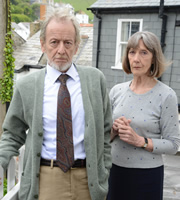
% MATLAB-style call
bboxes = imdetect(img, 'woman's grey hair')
[122,31,171,78]
[40,6,81,45]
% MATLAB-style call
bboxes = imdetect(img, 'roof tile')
[90,0,180,8]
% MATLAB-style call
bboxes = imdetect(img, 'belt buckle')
[71,165,77,169]
[71,167,77,169]
[71,161,77,169]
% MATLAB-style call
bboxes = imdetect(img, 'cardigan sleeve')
[101,74,112,171]
[0,85,28,169]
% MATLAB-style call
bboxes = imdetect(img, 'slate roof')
[12,22,22,30]
[13,31,42,70]
[90,0,180,8]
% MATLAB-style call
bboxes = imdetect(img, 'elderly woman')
[107,31,180,200]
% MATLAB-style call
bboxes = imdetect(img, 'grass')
[54,0,96,22]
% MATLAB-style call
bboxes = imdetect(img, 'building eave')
[87,6,180,15]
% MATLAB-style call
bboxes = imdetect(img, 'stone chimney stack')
[30,21,40,37]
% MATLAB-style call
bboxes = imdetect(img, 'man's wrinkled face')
[41,19,78,72]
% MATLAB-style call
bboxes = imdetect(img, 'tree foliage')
[12,14,31,23]
[11,0,40,23]
[11,0,29,6]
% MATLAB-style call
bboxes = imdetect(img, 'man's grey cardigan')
[0,65,112,200]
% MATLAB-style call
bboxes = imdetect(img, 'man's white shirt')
[41,63,86,160]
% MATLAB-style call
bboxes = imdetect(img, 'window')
[112,19,143,69]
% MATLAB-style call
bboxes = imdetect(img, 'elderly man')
[0,7,112,200]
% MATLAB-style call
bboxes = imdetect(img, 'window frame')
[111,19,143,70]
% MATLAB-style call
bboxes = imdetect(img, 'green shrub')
[3,178,7,196]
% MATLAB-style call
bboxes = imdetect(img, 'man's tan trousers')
[39,166,91,200]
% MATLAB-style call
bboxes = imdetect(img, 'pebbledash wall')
[88,0,180,110]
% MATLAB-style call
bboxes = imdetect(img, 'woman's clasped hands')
[112,116,144,147]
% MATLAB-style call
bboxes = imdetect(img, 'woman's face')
[128,39,153,77]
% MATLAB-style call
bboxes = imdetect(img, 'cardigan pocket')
[18,175,31,200]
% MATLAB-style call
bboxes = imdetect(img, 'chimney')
[40,4,46,20]
[30,22,40,37]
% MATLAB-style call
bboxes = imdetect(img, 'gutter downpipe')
[92,9,102,69]
[158,0,167,81]
[159,0,167,52]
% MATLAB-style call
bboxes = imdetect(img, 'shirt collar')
[46,63,78,84]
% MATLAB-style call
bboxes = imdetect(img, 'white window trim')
[111,19,143,70]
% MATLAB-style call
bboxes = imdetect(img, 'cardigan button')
[37,153,41,157]
[36,173,40,178]
[34,194,38,199]
[38,132,43,137]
